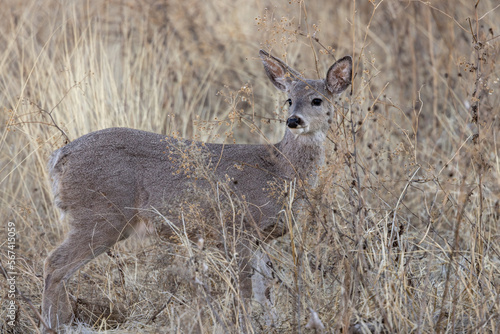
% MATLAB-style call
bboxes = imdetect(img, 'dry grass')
[1,0,499,333]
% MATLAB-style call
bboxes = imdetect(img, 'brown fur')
[42,50,352,332]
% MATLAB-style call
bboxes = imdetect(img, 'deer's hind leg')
[42,214,136,332]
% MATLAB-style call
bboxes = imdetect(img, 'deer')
[41,50,352,332]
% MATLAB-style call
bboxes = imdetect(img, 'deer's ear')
[326,56,352,94]
[260,50,301,92]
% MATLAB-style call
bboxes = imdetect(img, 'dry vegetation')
[1,0,500,333]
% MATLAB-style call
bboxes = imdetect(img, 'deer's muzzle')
[287,116,302,129]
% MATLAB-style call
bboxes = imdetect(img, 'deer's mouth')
[289,125,308,135]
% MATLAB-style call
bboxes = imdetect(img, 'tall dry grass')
[1,0,499,333]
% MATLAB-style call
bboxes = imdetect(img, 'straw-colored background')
[1,0,499,333]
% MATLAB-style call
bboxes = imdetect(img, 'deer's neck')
[277,130,326,185]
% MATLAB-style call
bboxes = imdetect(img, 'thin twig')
[0,260,55,333]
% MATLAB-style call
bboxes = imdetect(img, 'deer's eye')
[286,99,292,106]
[312,98,322,106]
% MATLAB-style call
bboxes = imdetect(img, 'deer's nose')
[287,116,302,128]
